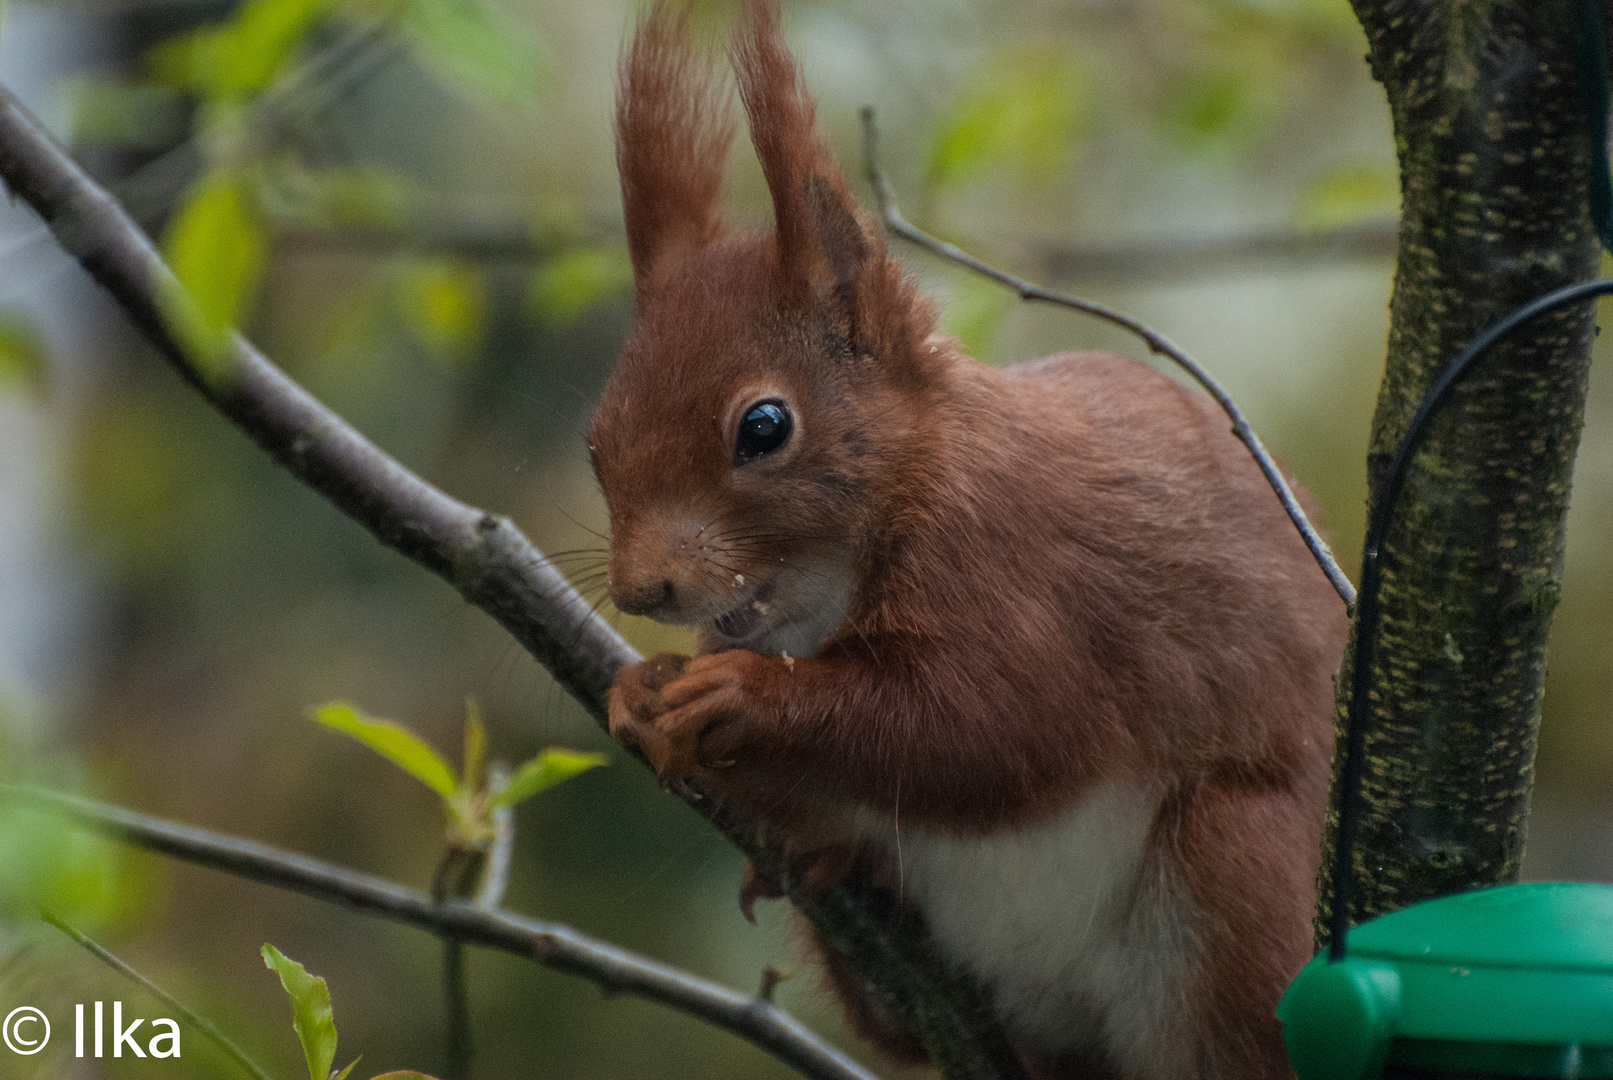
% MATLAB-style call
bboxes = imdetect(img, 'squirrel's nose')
[612,576,675,617]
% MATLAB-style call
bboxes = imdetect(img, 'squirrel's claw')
[740,860,784,924]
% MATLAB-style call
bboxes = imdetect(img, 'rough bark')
[1316,0,1602,945]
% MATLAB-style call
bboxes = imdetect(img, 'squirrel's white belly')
[858,782,1192,1077]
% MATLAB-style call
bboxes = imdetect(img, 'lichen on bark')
[1316,0,1602,946]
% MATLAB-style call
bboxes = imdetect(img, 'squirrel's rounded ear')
[616,4,735,295]
[733,1,884,323]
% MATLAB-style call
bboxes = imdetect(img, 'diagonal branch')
[0,84,1024,1080]
[859,107,1357,609]
[7,785,877,1080]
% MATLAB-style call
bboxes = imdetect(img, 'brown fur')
[593,5,1346,1077]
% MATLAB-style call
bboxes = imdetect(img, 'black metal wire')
[1327,276,1613,960]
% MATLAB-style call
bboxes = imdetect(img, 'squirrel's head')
[590,0,936,655]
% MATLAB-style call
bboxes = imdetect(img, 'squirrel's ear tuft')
[616,3,735,295]
[732,1,883,326]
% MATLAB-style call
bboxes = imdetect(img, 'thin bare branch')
[274,217,1396,282]
[442,935,471,1080]
[43,912,275,1080]
[859,107,1357,609]
[9,786,880,1080]
[476,765,516,911]
[0,84,1024,1079]
[1035,219,1396,285]
[277,220,554,263]
[431,845,481,1080]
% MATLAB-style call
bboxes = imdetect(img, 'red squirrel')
[592,4,1347,1077]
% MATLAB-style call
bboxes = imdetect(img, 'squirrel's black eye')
[735,400,792,465]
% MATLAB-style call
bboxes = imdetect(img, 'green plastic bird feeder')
[1279,882,1613,1080]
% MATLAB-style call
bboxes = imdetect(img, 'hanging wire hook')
[1327,275,1613,959]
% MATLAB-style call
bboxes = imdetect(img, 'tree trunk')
[1316,0,1603,946]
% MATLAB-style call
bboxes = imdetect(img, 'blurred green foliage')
[927,47,1088,189]
[67,78,187,150]
[938,272,1013,366]
[70,0,547,376]
[396,259,486,362]
[0,708,138,931]
[0,809,131,930]
[147,0,329,102]
[527,246,633,327]
[259,163,415,229]
[0,310,45,394]
[397,0,542,105]
[1293,164,1400,230]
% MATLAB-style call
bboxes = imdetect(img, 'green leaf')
[311,703,457,799]
[397,260,486,363]
[160,168,266,374]
[526,247,633,325]
[462,699,486,793]
[399,0,541,105]
[331,1057,360,1080]
[0,310,46,394]
[149,0,329,101]
[927,49,1087,189]
[491,748,606,808]
[369,1073,441,1079]
[261,944,337,1080]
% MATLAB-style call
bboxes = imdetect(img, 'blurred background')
[0,0,1608,1076]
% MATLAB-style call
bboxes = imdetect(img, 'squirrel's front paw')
[608,652,689,765]
[608,650,772,790]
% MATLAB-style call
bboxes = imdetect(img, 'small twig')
[439,767,512,1080]
[757,967,792,1004]
[859,107,1357,609]
[476,765,516,912]
[41,912,275,1080]
[430,847,481,1080]
[277,220,554,263]
[432,764,515,1080]
[442,936,471,1080]
[7,786,881,1080]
